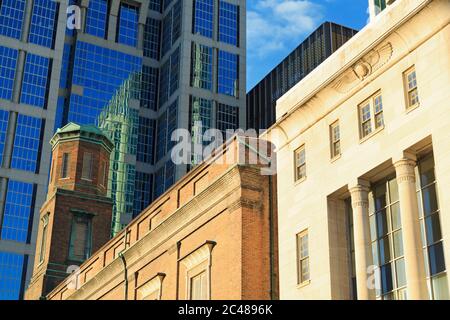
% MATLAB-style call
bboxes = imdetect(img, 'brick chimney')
[25,123,114,300]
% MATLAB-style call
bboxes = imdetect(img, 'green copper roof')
[51,122,114,151]
[56,122,106,136]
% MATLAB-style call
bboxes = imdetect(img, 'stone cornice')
[54,165,259,300]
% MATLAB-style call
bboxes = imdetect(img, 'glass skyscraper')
[0,0,245,299]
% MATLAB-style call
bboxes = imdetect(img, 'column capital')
[349,183,370,208]
[394,158,417,184]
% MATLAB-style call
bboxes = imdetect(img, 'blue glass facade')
[11,115,43,173]
[218,50,239,97]
[28,0,58,48]
[133,171,152,218]
[117,3,139,47]
[191,43,213,90]
[0,110,9,166]
[193,0,214,38]
[0,0,26,40]
[1,180,35,243]
[0,252,26,300]
[137,117,155,164]
[141,65,159,110]
[68,42,142,124]
[85,0,108,38]
[0,46,18,100]
[218,1,239,46]
[143,18,161,60]
[20,53,50,108]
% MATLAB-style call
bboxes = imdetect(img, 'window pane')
[20,53,50,108]
[85,0,108,38]
[117,3,138,47]
[378,236,391,265]
[1,180,34,243]
[422,184,439,216]
[0,46,19,100]
[376,210,388,238]
[390,202,401,230]
[419,156,435,187]
[393,230,403,258]
[191,43,213,91]
[425,213,442,245]
[218,50,239,97]
[0,110,9,166]
[193,0,214,38]
[82,153,93,179]
[11,114,43,172]
[0,251,25,300]
[380,263,393,294]
[28,0,58,48]
[428,242,446,276]
[218,1,239,46]
[432,273,449,300]
[0,0,26,40]
[395,258,406,288]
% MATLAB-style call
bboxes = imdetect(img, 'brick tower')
[25,123,114,300]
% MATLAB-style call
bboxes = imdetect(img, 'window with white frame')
[359,93,384,139]
[330,121,341,158]
[190,270,208,300]
[297,230,309,285]
[404,67,419,109]
[294,146,306,181]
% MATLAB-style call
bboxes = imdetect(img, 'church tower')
[25,123,114,300]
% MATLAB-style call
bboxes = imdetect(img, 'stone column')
[349,182,375,300]
[394,157,428,299]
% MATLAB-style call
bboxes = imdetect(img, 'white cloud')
[247,0,324,58]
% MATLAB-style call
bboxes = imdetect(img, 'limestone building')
[263,0,450,300]
[41,135,278,300]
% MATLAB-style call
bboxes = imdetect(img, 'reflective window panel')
[0,46,18,100]
[20,53,50,108]
[85,0,108,38]
[191,43,213,91]
[133,171,152,218]
[11,114,43,173]
[0,109,9,165]
[137,116,154,164]
[218,50,239,97]
[0,0,26,40]
[1,180,35,243]
[218,1,239,46]
[0,251,25,300]
[193,0,214,38]
[117,3,139,47]
[28,0,58,48]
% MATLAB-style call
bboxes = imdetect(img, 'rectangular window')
[143,18,161,60]
[416,154,448,300]
[0,0,26,40]
[218,1,239,46]
[39,214,49,263]
[369,176,406,299]
[1,180,35,243]
[137,117,155,164]
[69,215,92,261]
[117,3,139,47]
[297,230,310,285]
[0,109,9,166]
[191,43,213,91]
[61,153,69,178]
[404,67,419,109]
[359,92,384,139]
[216,103,239,140]
[190,270,207,300]
[28,0,58,48]
[20,53,51,108]
[11,114,43,173]
[81,152,93,180]
[193,0,214,38]
[133,171,152,218]
[190,96,212,147]
[330,121,341,158]
[85,0,108,38]
[0,46,19,100]
[294,146,306,181]
[217,50,239,97]
[0,251,26,300]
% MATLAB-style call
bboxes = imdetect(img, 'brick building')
[25,123,114,300]
[39,135,277,300]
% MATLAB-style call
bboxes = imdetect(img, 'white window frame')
[403,66,419,110]
[330,121,341,159]
[294,145,306,182]
[359,92,384,140]
[297,229,310,285]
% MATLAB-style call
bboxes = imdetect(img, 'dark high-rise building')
[0,0,246,299]
[246,22,357,132]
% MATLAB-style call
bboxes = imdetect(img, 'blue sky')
[246,0,369,91]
